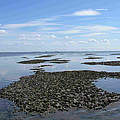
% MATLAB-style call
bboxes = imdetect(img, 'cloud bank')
[72,9,101,16]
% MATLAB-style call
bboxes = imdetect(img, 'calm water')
[0,51,120,120]
[95,78,120,93]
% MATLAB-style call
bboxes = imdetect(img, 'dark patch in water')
[82,61,120,66]
[35,55,55,58]
[84,57,102,59]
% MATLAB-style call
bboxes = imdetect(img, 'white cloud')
[72,9,101,16]
[19,32,42,40]
[58,29,83,34]
[19,34,26,40]
[88,39,97,42]
[35,33,41,37]
[41,27,59,31]
[65,36,69,39]
[56,25,118,35]
[78,41,88,44]
[69,40,88,45]
[96,9,108,11]
[2,19,61,29]
[19,32,58,41]
[50,34,56,39]
[88,38,110,44]
[75,25,118,32]
[101,39,110,43]
[88,25,118,31]
[112,31,120,33]
[0,30,6,34]
[69,41,76,44]
[39,16,61,22]
[83,32,106,37]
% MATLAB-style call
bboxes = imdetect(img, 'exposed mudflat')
[82,61,120,66]
[84,57,103,59]
[18,58,70,64]
[0,70,120,116]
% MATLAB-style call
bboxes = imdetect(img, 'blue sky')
[0,0,120,51]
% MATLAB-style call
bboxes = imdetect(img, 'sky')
[0,0,120,52]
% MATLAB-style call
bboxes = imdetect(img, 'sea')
[0,51,120,120]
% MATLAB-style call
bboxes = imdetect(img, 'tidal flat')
[35,54,55,58]
[84,53,95,56]
[0,70,120,116]
[84,57,103,59]
[83,61,120,66]
[1,51,120,119]
[21,57,29,59]
[18,58,70,64]
[110,53,120,55]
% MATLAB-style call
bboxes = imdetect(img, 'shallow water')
[95,78,120,93]
[1,51,120,119]
[0,51,120,87]
[41,102,120,120]
[1,98,120,120]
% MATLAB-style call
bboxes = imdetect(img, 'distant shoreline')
[1,50,120,53]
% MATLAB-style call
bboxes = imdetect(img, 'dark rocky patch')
[30,65,52,72]
[110,53,120,55]
[84,57,102,59]
[18,59,48,64]
[85,53,94,55]
[35,55,55,58]
[0,71,120,115]
[17,58,69,64]
[30,68,45,72]
[82,61,120,66]
[50,60,69,64]
[39,65,53,67]
[21,57,29,59]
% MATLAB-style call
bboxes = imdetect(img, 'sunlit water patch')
[95,78,120,93]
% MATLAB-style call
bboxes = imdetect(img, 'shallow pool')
[95,77,120,93]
